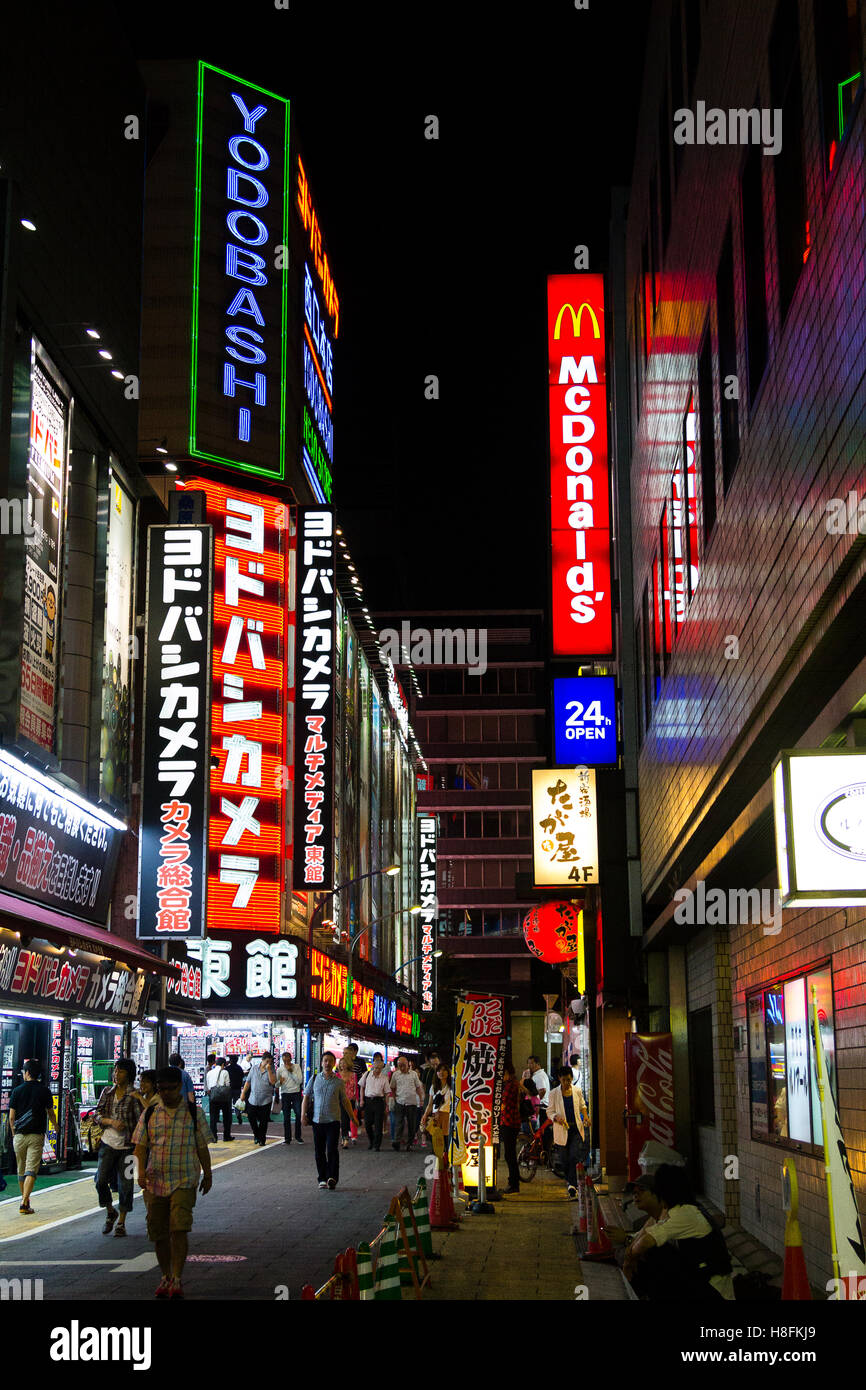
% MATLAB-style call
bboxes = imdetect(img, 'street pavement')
[0,1125,429,1301]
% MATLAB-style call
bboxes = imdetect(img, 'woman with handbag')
[206,1055,234,1142]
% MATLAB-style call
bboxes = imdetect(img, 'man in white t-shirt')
[526,1056,552,1156]
[276,1052,305,1144]
[625,1164,735,1300]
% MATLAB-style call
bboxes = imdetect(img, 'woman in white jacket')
[547,1066,590,1197]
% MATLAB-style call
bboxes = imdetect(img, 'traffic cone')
[357,1242,375,1300]
[374,1218,401,1300]
[782,1208,812,1299]
[342,1246,359,1300]
[300,1284,316,1300]
[413,1187,434,1258]
[575,1162,587,1234]
[429,1154,456,1228]
[583,1178,614,1261]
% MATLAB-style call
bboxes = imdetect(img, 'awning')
[0,892,180,979]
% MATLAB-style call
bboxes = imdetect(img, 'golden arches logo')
[553,301,601,341]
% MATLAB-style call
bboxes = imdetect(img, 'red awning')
[0,892,180,979]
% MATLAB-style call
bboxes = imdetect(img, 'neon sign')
[296,155,339,335]
[294,509,336,889]
[547,274,612,657]
[190,63,290,481]
[311,947,420,1037]
[418,816,437,1013]
[188,478,291,931]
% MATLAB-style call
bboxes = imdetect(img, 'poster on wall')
[100,471,135,804]
[18,351,67,752]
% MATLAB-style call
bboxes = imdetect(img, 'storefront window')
[747,964,836,1152]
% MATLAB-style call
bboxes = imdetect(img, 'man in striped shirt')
[132,1065,213,1299]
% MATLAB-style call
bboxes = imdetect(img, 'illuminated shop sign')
[100,472,135,805]
[19,350,68,752]
[0,935,150,1022]
[531,768,598,887]
[190,62,290,481]
[296,155,339,335]
[302,405,332,504]
[0,748,124,927]
[382,655,409,748]
[774,749,866,905]
[553,676,616,765]
[138,526,213,940]
[310,947,419,1037]
[547,275,612,657]
[294,509,336,889]
[189,479,292,932]
[174,933,298,1005]
[418,816,437,1013]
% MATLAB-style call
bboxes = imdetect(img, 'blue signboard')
[553,676,617,765]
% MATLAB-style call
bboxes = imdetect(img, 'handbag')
[208,1068,231,1103]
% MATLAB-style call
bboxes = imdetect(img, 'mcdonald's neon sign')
[547,274,613,658]
[553,301,601,341]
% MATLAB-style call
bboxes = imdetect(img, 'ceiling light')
[339,540,346,548]
[111,370,123,380]
[20,218,36,231]
[165,462,178,472]
[155,444,168,455]
[98,349,112,360]
[348,564,355,572]
[86,328,101,340]
[335,527,342,536]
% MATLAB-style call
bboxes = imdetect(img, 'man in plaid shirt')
[132,1065,213,1299]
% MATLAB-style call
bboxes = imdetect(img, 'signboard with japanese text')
[18,351,67,752]
[309,946,419,1039]
[138,525,213,939]
[418,815,437,1013]
[294,508,336,889]
[0,931,151,1022]
[176,933,299,1008]
[531,768,599,887]
[188,479,292,932]
[453,995,505,1181]
[0,749,123,926]
[190,63,291,482]
[553,676,616,766]
[547,274,612,657]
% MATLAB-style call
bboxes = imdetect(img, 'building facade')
[620,0,866,1280]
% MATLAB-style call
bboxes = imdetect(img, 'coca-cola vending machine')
[624,1033,675,1180]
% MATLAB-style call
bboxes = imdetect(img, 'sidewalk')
[425,1166,630,1301]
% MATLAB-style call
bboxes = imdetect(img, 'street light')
[307,865,401,955]
[392,949,443,979]
[347,905,422,957]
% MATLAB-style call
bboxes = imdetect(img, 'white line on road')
[0,1140,283,1245]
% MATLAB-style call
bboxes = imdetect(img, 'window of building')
[769,0,808,327]
[517,765,532,790]
[697,332,717,540]
[716,223,740,491]
[816,0,863,174]
[746,963,835,1150]
[499,763,518,790]
[689,1007,716,1126]
[465,811,482,838]
[741,140,769,406]
[482,811,500,837]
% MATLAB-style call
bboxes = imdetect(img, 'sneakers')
[114,1223,127,1237]
[327,1177,337,1190]
[155,1276,172,1298]
[341,1140,348,1150]
[295,1137,304,1143]
[318,1180,327,1189]
[102,1210,118,1234]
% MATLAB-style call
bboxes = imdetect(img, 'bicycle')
[516,1116,554,1183]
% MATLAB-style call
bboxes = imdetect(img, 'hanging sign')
[531,768,599,886]
[294,508,336,889]
[418,815,437,1013]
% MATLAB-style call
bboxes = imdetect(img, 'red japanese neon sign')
[188,478,292,932]
[547,274,612,657]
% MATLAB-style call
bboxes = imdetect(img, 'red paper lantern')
[522,901,582,964]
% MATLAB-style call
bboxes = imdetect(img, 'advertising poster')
[100,471,135,804]
[623,1032,675,1181]
[453,995,505,1181]
[748,992,768,1135]
[531,768,599,887]
[19,353,67,752]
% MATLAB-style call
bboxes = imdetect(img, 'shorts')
[143,1185,197,1240]
[13,1131,44,1178]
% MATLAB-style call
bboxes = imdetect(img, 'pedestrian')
[168,1053,196,1102]
[359,1053,388,1150]
[499,1060,521,1194]
[519,1076,540,1135]
[419,1050,441,1099]
[8,1058,56,1215]
[525,1055,552,1155]
[206,1055,233,1142]
[419,1064,452,1135]
[138,1071,159,1109]
[569,1052,583,1089]
[241,1051,277,1146]
[547,1066,591,1198]
[93,1058,143,1237]
[389,1055,424,1151]
[276,1051,304,1144]
[302,1051,358,1189]
[225,1055,245,1126]
[337,1056,359,1148]
[344,1042,368,1090]
[132,1065,213,1299]
[624,1164,735,1301]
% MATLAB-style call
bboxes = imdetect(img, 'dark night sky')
[115,0,650,612]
